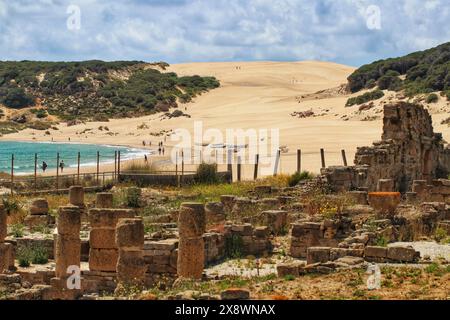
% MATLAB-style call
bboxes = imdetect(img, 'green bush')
[426,93,439,103]
[346,89,385,107]
[125,187,142,208]
[288,171,314,187]
[194,163,220,184]
[16,245,48,266]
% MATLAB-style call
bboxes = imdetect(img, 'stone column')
[96,192,114,208]
[88,209,134,272]
[177,203,205,279]
[55,206,81,279]
[115,218,145,289]
[69,186,85,207]
[0,204,14,273]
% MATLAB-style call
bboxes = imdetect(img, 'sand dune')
[2,61,449,177]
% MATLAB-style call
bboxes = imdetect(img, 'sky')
[0,0,449,67]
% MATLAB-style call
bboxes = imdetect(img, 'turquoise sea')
[0,141,148,174]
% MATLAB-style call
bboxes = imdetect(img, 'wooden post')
[175,151,179,188]
[273,149,281,176]
[297,149,302,173]
[181,150,185,184]
[320,148,326,169]
[237,156,242,182]
[117,151,121,178]
[114,151,117,182]
[96,151,100,185]
[215,149,218,164]
[77,152,81,184]
[34,153,37,193]
[227,149,232,174]
[56,152,60,191]
[254,154,259,180]
[10,154,14,195]
[341,149,348,166]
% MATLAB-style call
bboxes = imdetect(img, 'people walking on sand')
[162,147,165,156]
[142,141,146,146]
[158,147,161,155]
[42,161,48,172]
[144,154,148,163]
[59,160,65,173]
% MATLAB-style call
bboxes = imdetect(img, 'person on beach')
[59,160,65,173]
[162,147,165,156]
[142,141,146,146]
[144,155,148,163]
[42,161,48,172]
[158,147,161,155]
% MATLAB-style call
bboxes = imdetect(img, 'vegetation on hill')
[0,60,220,121]
[346,89,385,107]
[347,42,450,98]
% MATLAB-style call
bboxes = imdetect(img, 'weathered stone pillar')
[69,186,85,207]
[55,206,81,278]
[0,204,14,273]
[25,199,55,228]
[115,218,145,289]
[412,180,428,200]
[177,203,205,279]
[96,192,114,208]
[0,204,6,242]
[88,209,134,272]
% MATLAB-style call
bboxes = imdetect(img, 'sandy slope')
[1,61,449,177]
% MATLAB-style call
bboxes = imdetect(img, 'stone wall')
[323,103,450,193]
[224,223,272,257]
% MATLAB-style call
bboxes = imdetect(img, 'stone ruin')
[0,204,14,273]
[323,102,450,192]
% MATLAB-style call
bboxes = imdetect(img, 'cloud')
[0,0,448,66]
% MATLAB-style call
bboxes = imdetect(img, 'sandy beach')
[2,61,449,178]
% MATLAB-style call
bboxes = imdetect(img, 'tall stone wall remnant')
[323,102,450,192]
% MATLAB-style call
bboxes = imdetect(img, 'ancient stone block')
[116,250,146,285]
[205,202,225,223]
[387,245,418,262]
[24,214,55,229]
[88,209,134,228]
[220,288,250,300]
[96,193,114,208]
[0,243,14,272]
[377,179,395,192]
[261,210,288,235]
[0,205,6,242]
[57,206,81,237]
[115,218,144,249]
[307,247,331,265]
[30,199,49,215]
[143,238,179,251]
[254,226,269,238]
[254,185,272,195]
[89,228,116,249]
[69,186,85,206]
[364,246,387,259]
[348,191,368,205]
[277,262,305,277]
[177,237,204,279]
[89,249,119,272]
[178,203,206,238]
[220,195,236,212]
[55,236,81,278]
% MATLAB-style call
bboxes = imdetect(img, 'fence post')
[117,151,121,179]
[320,148,326,169]
[297,149,302,173]
[56,152,60,191]
[227,149,232,175]
[176,151,180,188]
[114,151,117,182]
[34,153,37,193]
[181,150,185,185]
[96,151,100,185]
[254,154,259,180]
[10,154,14,195]
[237,156,242,182]
[77,152,81,184]
[273,149,281,176]
[341,149,348,166]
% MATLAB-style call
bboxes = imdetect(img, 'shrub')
[10,224,25,238]
[425,93,439,103]
[288,171,314,187]
[125,187,142,208]
[375,235,389,247]
[194,163,220,184]
[346,89,385,107]
[16,246,32,267]
[30,245,49,264]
